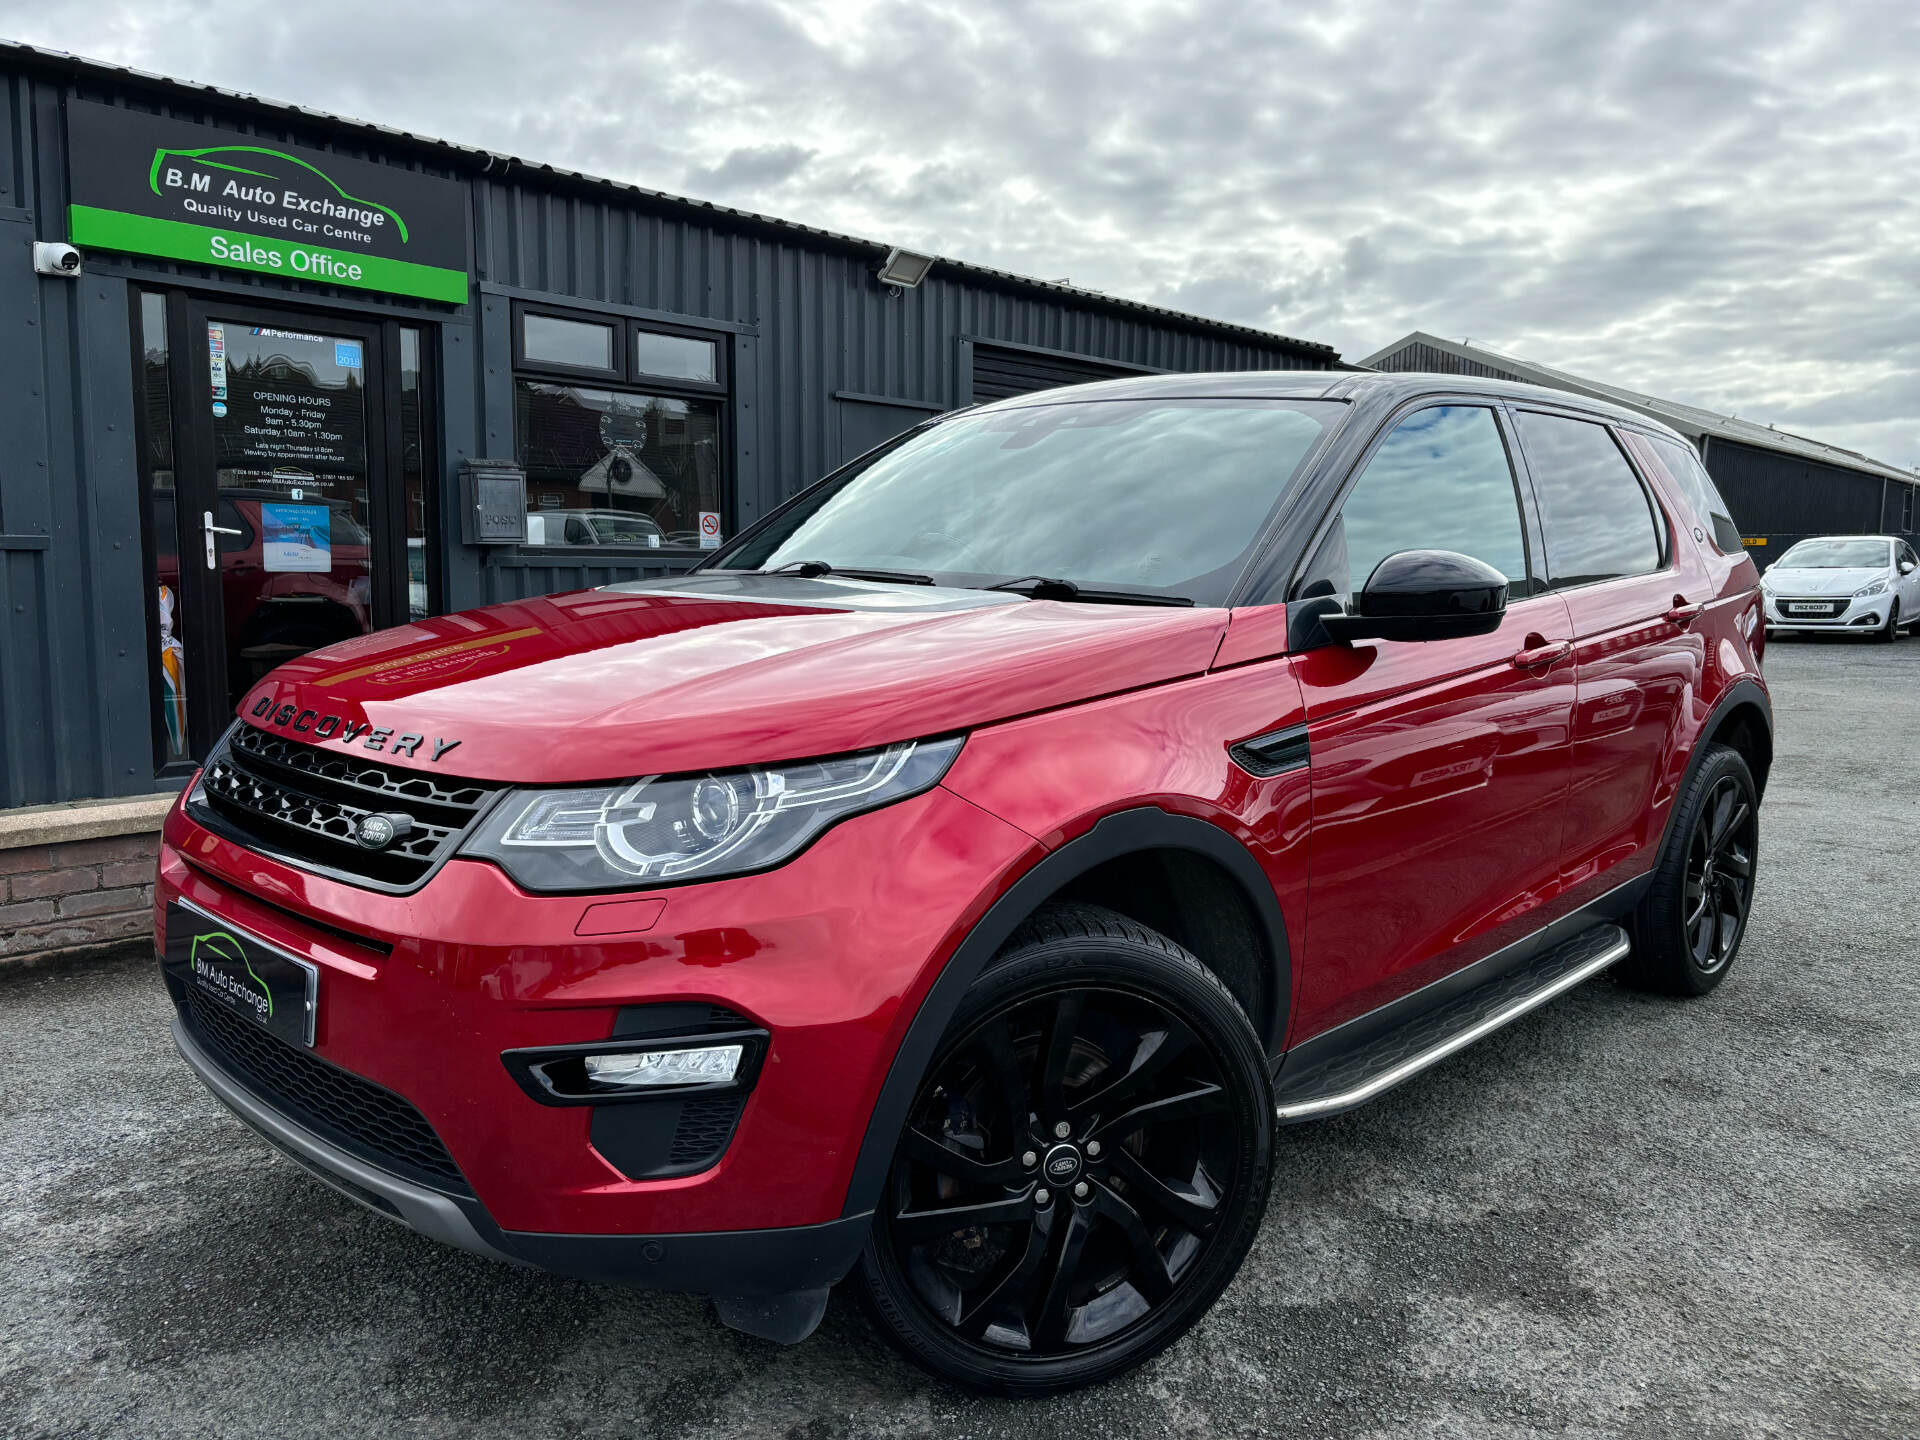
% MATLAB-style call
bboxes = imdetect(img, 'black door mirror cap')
[1322,549,1510,645]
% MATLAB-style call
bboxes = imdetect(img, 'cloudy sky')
[9,0,1917,465]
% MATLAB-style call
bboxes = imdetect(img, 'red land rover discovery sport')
[157,371,1770,1394]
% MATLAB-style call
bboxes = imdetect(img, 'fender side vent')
[1229,726,1310,777]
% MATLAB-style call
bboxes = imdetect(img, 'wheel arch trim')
[1661,676,1772,862]
[839,805,1292,1220]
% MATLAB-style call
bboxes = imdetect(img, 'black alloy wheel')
[1621,741,1760,996]
[1682,772,1757,974]
[857,904,1273,1393]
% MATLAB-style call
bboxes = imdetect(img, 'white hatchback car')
[1761,535,1920,640]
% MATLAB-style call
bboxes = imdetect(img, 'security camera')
[33,242,82,277]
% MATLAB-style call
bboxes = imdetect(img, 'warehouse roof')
[1358,331,1918,486]
[5,41,1337,358]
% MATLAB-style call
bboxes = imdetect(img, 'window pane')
[721,399,1336,605]
[1327,406,1528,604]
[523,313,614,371]
[516,380,721,549]
[1646,433,1742,554]
[1515,412,1662,587]
[634,330,716,382]
[139,292,189,765]
[400,327,432,620]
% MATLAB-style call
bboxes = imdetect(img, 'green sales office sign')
[66,100,469,304]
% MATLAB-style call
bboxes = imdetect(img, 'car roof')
[967,369,1694,446]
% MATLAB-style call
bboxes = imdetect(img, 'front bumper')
[156,775,1040,1244]
[1763,591,1888,629]
[173,1010,872,1296]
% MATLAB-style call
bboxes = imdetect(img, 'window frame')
[512,301,732,557]
[513,301,730,394]
[513,305,620,381]
[128,286,199,779]
[630,318,725,391]
[1285,398,1543,607]
[1504,404,1675,593]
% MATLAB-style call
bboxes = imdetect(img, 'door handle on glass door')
[1665,597,1705,626]
[1510,636,1572,669]
[203,509,243,568]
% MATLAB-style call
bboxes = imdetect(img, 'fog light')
[584,1044,743,1088]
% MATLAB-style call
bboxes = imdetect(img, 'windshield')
[713,398,1339,605]
[1777,538,1889,568]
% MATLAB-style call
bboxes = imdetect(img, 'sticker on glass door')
[207,322,228,399]
[261,502,333,573]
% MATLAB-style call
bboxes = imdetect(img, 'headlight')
[460,736,964,891]
[1854,578,1890,597]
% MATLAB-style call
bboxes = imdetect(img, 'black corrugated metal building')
[1360,333,1920,571]
[0,44,1337,810]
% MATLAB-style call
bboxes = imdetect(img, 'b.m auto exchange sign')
[65,99,469,303]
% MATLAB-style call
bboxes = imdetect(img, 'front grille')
[184,986,470,1194]
[1774,597,1847,618]
[190,724,502,892]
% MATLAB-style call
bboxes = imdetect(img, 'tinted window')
[1646,433,1742,554]
[634,330,717,383]
[516,380,722,550]
[523,314,614,371]
[1317,405,1529,605]
[1514,412,1663,587]
[720,399,1336,605]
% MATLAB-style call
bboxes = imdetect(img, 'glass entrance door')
[173,302,399,744]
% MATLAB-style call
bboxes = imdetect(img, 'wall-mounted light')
[876,247,936,292]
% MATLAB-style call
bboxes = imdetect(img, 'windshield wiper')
[986,575,1195,607]
[765,560,935,585]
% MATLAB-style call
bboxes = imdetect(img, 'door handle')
[1665,597,1705,626]
[1510,638,1572,669]
[203,509,243,569]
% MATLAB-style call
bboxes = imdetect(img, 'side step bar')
[1274,923,1631,1122]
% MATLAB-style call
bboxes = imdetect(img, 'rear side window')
[1312,405,1532,604]
[1514,412,1664,588]
[1645,434,1743,554]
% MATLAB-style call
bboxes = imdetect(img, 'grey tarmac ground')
[2,634,1916,1440]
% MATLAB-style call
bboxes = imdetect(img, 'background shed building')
[0,43,1337,817]
[1360,332,1919,571]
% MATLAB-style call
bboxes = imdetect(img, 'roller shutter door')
[970,344,1150,402]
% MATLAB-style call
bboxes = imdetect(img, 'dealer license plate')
[167,900,317,1047]
[1786,603,1829,614]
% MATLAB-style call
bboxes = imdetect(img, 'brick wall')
[1,832,158,964]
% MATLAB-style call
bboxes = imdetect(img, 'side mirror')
[1321,550,1509,644]
[1900,560,1915,575]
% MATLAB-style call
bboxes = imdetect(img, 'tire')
[1874,600,1900,642]
[855,902,1275,1395]
[1619,743,1759,996]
